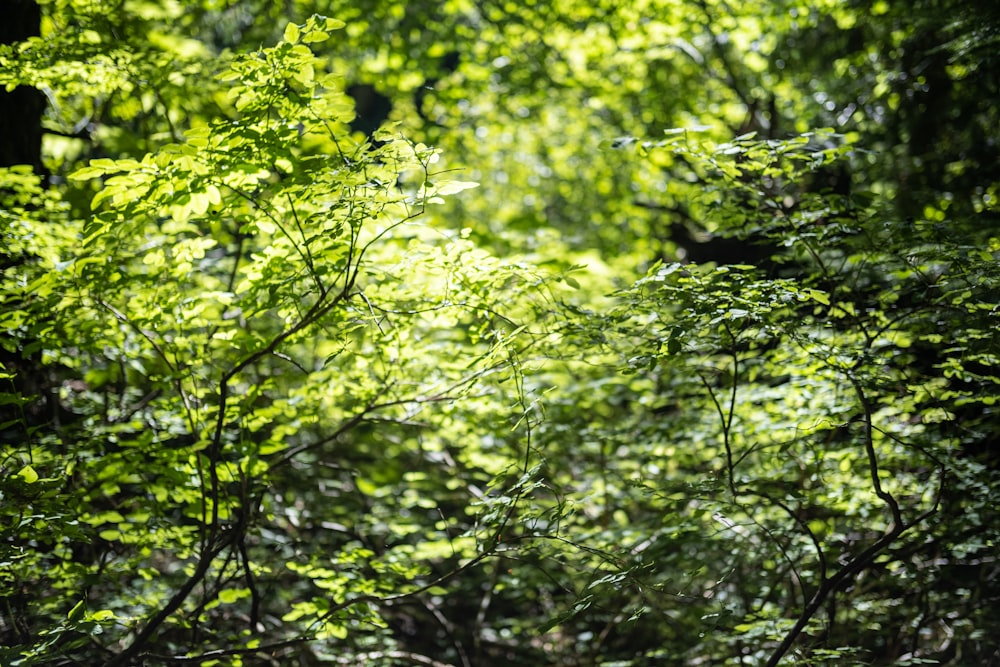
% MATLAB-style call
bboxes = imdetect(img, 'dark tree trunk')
[0,0,45,174]
[0,0,64,447]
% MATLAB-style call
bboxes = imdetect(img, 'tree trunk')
[0,0,45,174]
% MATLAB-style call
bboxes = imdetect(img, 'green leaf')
[67,600,86,622]
[432,180,479,196]
[302,30,329,44]
[806,288,830,306]
[69,165,108,180]
[87,610,115,622]
[218,588,249,604]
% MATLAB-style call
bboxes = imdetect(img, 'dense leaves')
[2,1,998,666]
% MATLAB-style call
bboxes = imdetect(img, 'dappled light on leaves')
[1,2,998,666]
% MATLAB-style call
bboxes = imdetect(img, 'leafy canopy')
[1,1,998,666]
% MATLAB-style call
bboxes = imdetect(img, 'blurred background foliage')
[2,0,999,665]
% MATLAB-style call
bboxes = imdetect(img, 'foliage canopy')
[2,1,998,666]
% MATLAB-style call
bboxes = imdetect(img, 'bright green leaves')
[67,26,410,345]
[14,464,39,484]
[281,16,346,47]
[632,129,859,242]
[419,178,479,203]
[224,16,352,126]
[282,21,301,44]
[6,1,999,666]
[9,12,549,664]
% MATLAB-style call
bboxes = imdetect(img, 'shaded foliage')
[1,1,998,666]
